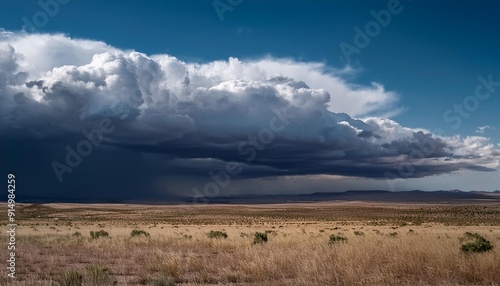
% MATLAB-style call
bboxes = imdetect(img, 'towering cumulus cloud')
[0,30,498,200]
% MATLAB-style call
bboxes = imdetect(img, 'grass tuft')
[85,264,116,285]
[131,229,150,237]
[354,231,364,236]
[253,232,268,244]
[329,234,348,244]
[90,230,109,239]
[207,230,228,239]
[58,270,83,286]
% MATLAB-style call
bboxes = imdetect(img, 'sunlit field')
[2,202,500,285]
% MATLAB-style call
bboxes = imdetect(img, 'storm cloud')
[0,31,498,200]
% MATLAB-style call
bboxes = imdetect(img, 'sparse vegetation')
[354,230,364,236]
[329,234,348,244]
[207,230,228,239]
[461,232,493,253]
[265,229,277,235]
[253,232,268,244]
[58,270,83,286]
[86,264,115,285]
[130,229,150,237]
[5,203,500,285]
[90,230,109,239]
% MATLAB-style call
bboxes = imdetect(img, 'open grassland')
[1,202,500,285]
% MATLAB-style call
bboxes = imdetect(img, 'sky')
[0,0,499,201]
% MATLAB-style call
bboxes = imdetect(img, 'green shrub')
[86,264,116,286]
[90,230,109,239]
[131,229,150,237]
[329,234,347,244]
[58,270,83,286]
[461,232,493,253]
[207,230,228,239]
[253,232,268,244]
[353,231,364,236]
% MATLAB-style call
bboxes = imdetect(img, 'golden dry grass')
[1,202,500,285]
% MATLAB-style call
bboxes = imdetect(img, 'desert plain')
[1,201,500,285]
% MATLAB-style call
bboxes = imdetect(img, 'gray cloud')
[0,31,498,200]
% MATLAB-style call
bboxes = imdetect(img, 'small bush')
[461,232,493,253]
[354,231,364,236]
[207,230,228,239]
[58,270,83,286]
[90,230,109,239]
[253,232,268,244]
[388,232,398,237]
[131,229,150,237]
[86,264,115,286]
[72,231,82,237]
[329,234,347,244]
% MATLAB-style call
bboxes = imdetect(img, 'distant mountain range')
[184,190,500,204]
[12,190,500,204]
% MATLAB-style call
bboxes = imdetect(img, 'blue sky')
[0,0,499,200]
